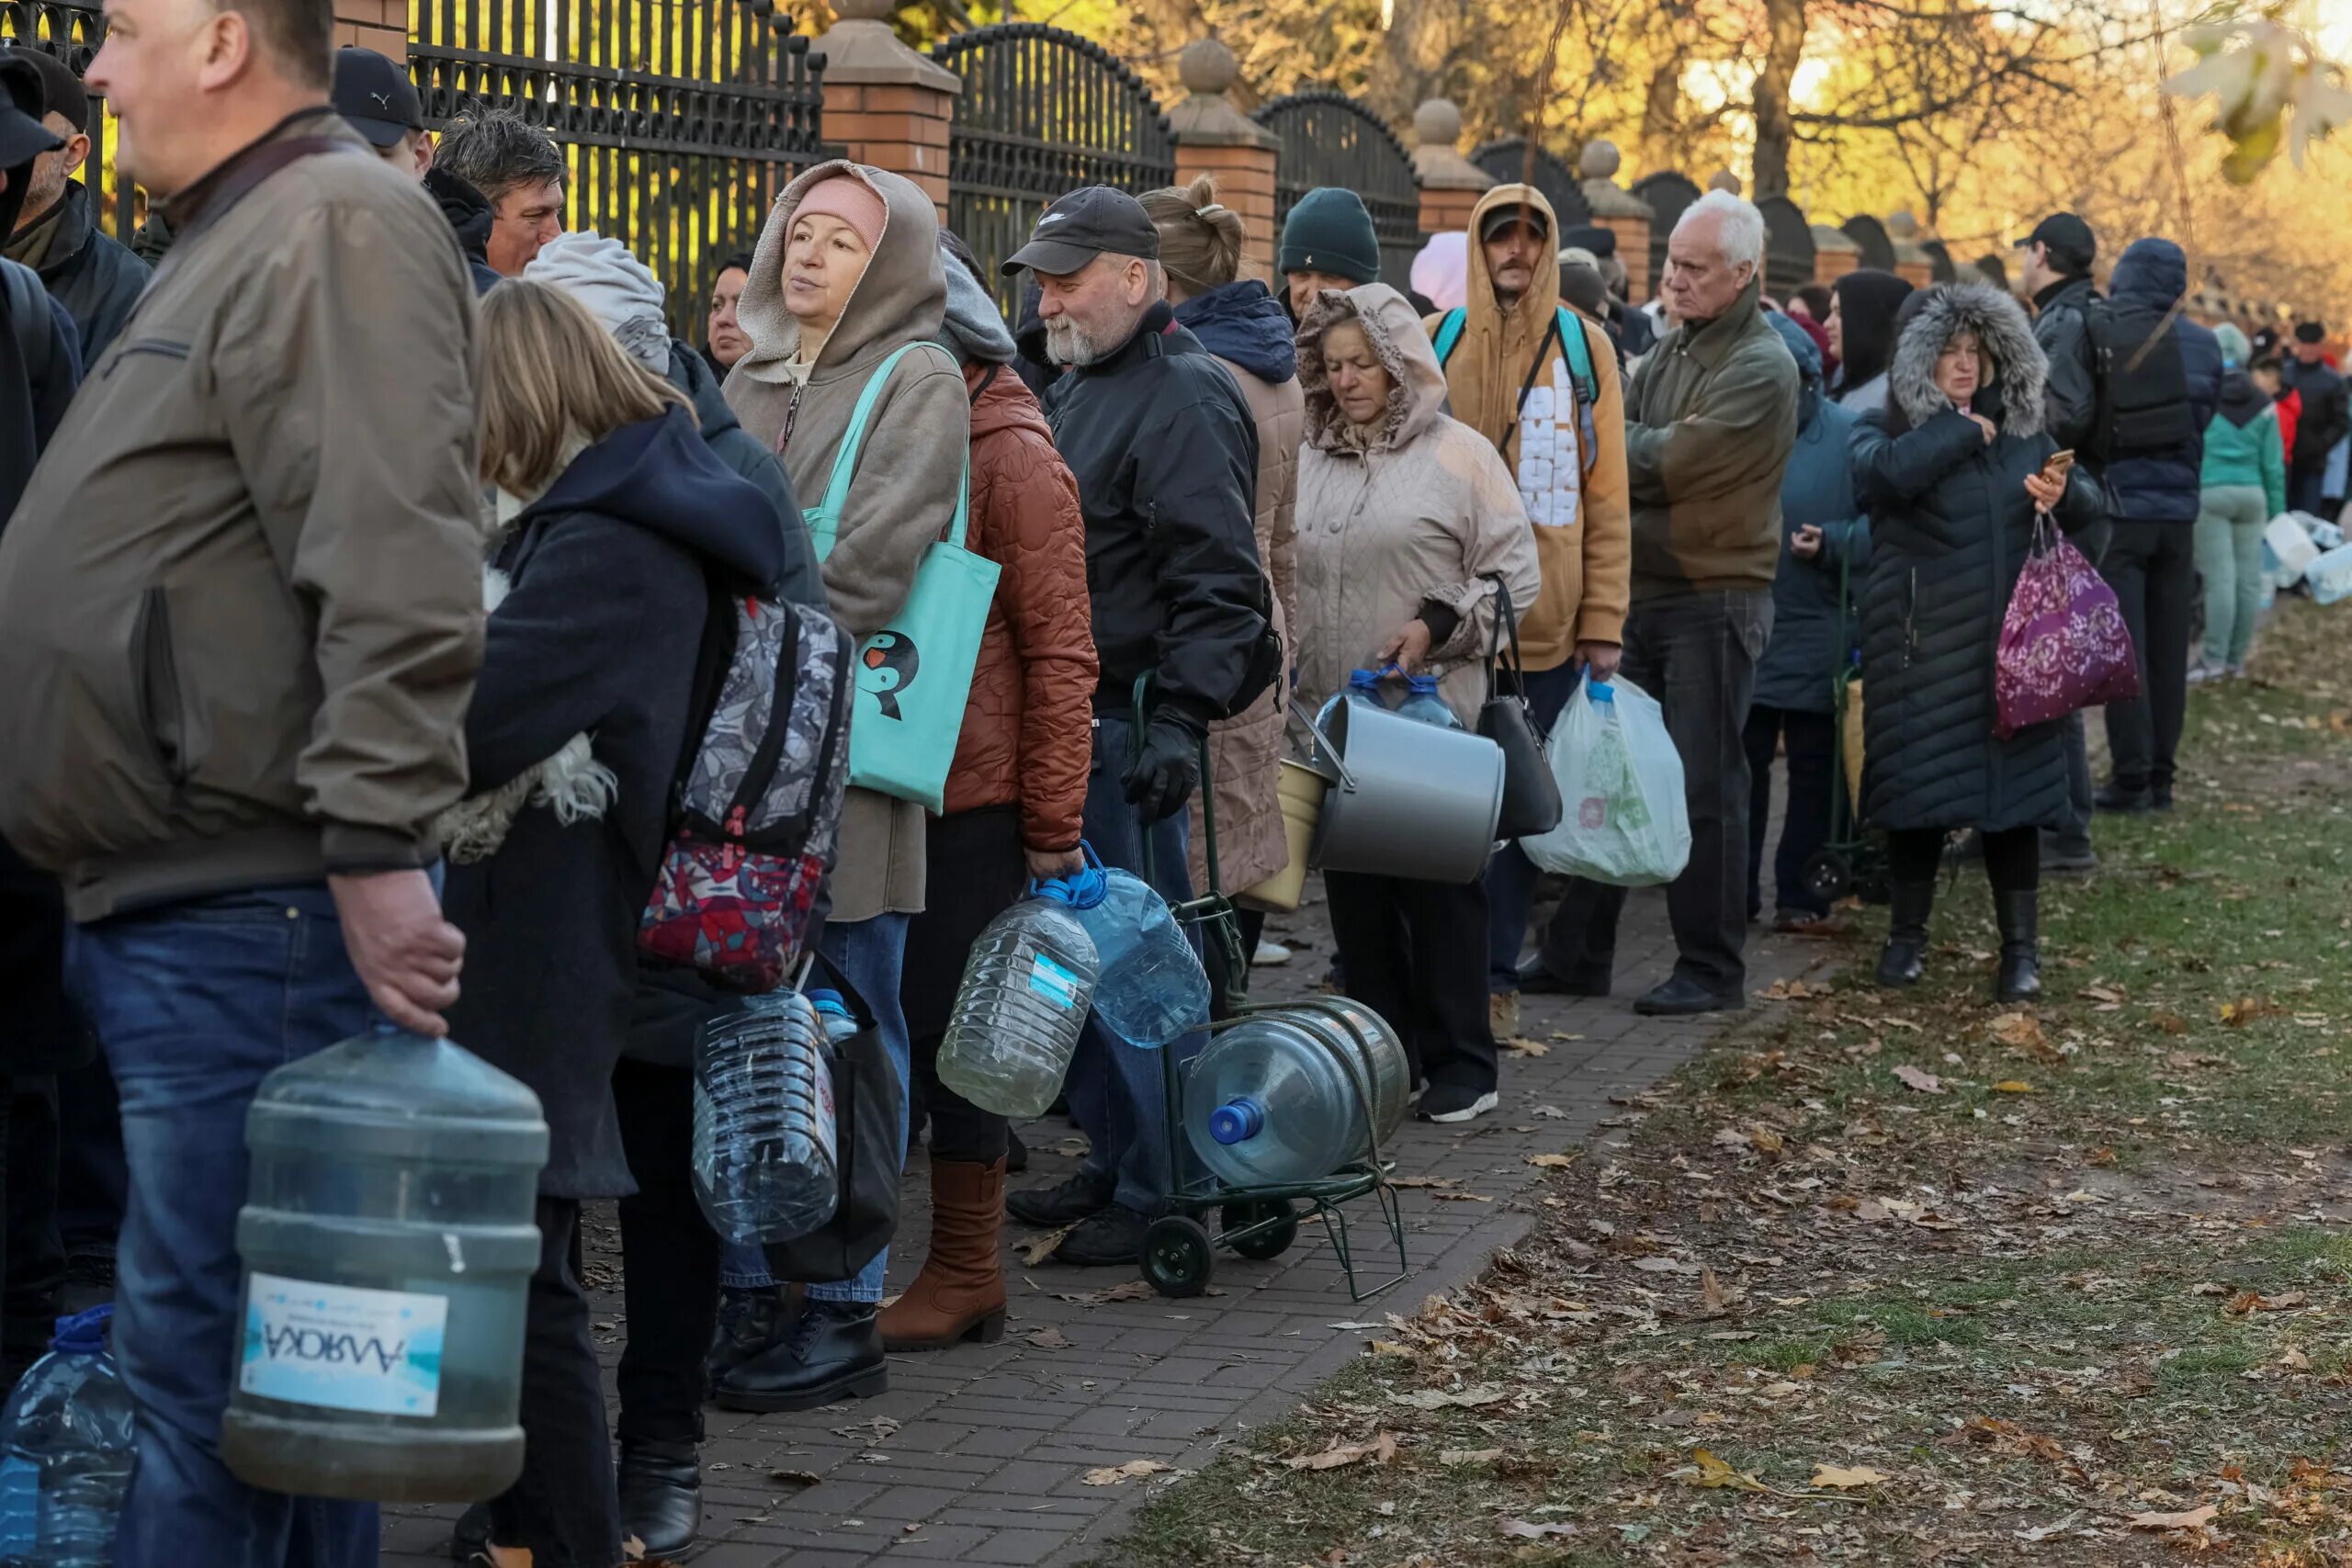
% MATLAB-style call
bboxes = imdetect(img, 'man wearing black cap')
[4,46,149,363]
[331,45,501,294]
[2016,210,2106,873]
[999,185,1272,1266]
[2283,322,2348,515]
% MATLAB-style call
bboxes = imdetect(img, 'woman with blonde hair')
[441,278,787,1566]
[1138,175,1302,967]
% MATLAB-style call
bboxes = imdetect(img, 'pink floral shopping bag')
[1994,513,2139,739]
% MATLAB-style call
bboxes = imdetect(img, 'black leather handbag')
[1476,574,1565,840]
[758,955,904,1286]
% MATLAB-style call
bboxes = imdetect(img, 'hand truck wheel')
[1801,848,1854,904]
[1141,1215,1216,1298]
[1221,1198,1300,1261]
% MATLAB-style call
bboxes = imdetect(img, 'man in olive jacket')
[1528,190,1797,1017]
[0,0,481,1553]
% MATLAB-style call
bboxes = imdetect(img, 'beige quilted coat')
[1189,353,1304,902]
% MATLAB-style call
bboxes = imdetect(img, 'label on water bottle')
[1028,953,1082,1010]
[238,1274,447,1417]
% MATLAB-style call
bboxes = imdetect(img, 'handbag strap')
[808,344,971,562]
[1480,571,1527,705]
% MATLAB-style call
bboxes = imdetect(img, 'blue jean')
[66,885,380,1568]
[1068,711,1203,1216]
[1483,662,1583,992]
[729,913,912,1303]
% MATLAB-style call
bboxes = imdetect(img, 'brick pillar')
[1409,99,1491,243]
[808,0,961,220]
[334,0,405,62]
[1811,225,1860,286]
[1886,210,1934,292]
[1578,140,1652,305]
[1166,39,1282,276]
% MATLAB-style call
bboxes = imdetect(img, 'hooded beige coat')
[1295,285,1541,728]
[725,162,969,922]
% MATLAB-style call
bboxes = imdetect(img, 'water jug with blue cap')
[1313,668,1395,733]
[1064,843,1212,1050]
[1397,674,1464,731]
[695,987,841,1245]
[1182,998,1411,1187]
[937,863,1102,1117]
[222,1031,548,1503]
[0,1305,134,1566]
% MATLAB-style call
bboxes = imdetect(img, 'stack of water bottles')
[693,986,860,1245]
[0,1306,135,1568]
[936,847,1212,1120]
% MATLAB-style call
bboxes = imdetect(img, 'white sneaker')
[2186,660,2224,685]
[1419,1087,1499,1123]
[1251,939,1292,967]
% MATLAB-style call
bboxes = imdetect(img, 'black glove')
[1122,709,1205,823]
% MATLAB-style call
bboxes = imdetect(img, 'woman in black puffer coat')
[1851,281,2101,1001]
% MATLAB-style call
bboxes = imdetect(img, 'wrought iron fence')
[1841,214,1895,271]
[2,1,136,241]
[933,22,1174,305]
[1468,138,1589,232]
[1254,90,1418,287]
[413,0,829,334]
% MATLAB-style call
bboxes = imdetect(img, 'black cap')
[1001,186,1159,277]
[1479,201,1549,243]
[332,47,423,149]
[1561,222,1616,260]
[0,55,62,170]
[2016,211,2095,268]
[2295,321,2326,344]
[6,48,85,133]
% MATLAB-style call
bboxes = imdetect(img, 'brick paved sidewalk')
[383,876,1833,1568]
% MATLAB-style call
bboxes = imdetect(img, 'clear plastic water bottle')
[1397,674,1464,730]
[1313,668,1392,732]
[1067,855,1211,1051]
[937,875,1102,1118]
[693,992,838,1246]
[808,988,861,1046]
[0,1306,137,1567]
[1182,1002,1411,1187]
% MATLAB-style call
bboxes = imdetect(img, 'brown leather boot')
[878,1157,1007,1351]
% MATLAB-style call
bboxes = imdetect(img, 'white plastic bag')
[1520,676,1690,886]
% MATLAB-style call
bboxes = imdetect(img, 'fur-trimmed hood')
[1297,282,1446,453]
[1891,280,2048,439]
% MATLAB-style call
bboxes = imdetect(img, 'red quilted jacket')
[943,366,1097,849]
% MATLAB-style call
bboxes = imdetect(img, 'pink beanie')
[795,174,888,250]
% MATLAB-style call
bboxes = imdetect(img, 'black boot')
[1995,890,2041,1001]
[707,1284,789,1384]
[616,1439,702,1559]
[715,1299,887,1413]
[1875,881,1935,987]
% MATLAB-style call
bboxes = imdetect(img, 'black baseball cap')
[8,48,86,133]
[1001,186,1159,277]
[2016,211,2095,267]
[1479,201,1550,243]
[1562,222,1616,260]
[2295,321,2327,344]
[0,55,62,169]
[332,47,424,149]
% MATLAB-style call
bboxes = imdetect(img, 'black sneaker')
[714,1300,887,1413]
[2094,784,2154,815]
[1513,955,1611,997]
[1052,1203,1148,1266]
[1634,976,1746,1017]
[1417,1082,1499,1123]
[1006,1170,1114,1228]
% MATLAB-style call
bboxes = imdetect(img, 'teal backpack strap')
[1555,308,1597,407]
[808,343,923,562]
[1432,308,1465,367]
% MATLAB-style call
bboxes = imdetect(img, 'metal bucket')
[1238,761,1326,913]
[1305,697,1504,885]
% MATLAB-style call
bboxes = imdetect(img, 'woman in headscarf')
[1826,268,1915,413]
[1139,175,1304,966]
[1851,282,2102,1003]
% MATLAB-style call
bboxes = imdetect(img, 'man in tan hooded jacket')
[1423,183,1632,1038]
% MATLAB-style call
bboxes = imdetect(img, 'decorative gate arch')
[933,23,1176,297]
[1254,91,1419,287]
[1631,170,1700,297]
[1758,195,1815,299]
[1468,139,1590,231]
[1841,215,1896,271]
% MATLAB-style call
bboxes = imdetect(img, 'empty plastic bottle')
[0,1306,136,1568]
[1182,1001,1411,1187]
[693,992,838,1247]
[937,874,1102,1118]
[1397,674,1464,731]
[808,988,860,1046]
[224,1031,548,1504]
[1313,668,1393,733]
[1071,859,1211,1050]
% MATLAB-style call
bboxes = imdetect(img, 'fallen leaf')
[1811,1463,1890,1489]
[1499,1519,1577,1540]
[1025,1325,1072,1349]
[2225,1290,2308,1315]
[1526,1153,1578,1169]
[1991,1079,2033,1093]
[2126,1504,2218,1529]
[2152,1009,2191,1035]
[1432,1190,1493,1202]
[1082,1459,1174,1486]
[1283,1430,1398,1471]
[1989,1012,2046,1050]
[2222,996,2280,1025]
[1687,1449,1768,1492]
[1055,1280,1155,1306]
[1748,1123,1785,1155]
[1441,1447,1505,1466]
[1390,1385,1507,1410]
[831,1416,899,1443]
[1893,1065,1943,1094]
[1502,1035,1550,1057]
[1758,977,1817,1001]
[768,1469,821,1489]
[1699,1267,1745,1314]
[1016,1224,1076,1267]
[1634,1256,1702,1275]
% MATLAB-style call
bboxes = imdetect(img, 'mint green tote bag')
[804,344,998,814]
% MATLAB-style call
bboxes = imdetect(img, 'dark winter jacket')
[1852,282,2104,836]
[443,407,786,1197]
[2281,355,2350,479]
[663,337,822,608]
[1043,298,1270,724]
[424,164,502,295]
[7,180,150,364]
[2102,239,2222,526]
[2030,273,2100,458]
[1755,315,1867,715]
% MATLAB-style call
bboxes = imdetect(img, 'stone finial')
[1578,139,1621,180]
[1885,209,1920,239]
[812,0,959,89]
[1810,222,1860,254]
[1179,37,1238,97]
[831,0,893,19]
[1707,168,1740,195]
[1579,138,1648,219]
[1413,98,1464,152]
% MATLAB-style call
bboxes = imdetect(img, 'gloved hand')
[1122,709,1205,823]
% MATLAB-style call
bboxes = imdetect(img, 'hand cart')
[1800,533,1886,907]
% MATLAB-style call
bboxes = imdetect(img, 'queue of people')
[0,12,2317,1563]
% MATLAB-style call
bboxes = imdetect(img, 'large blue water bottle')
[1068,848,1210,1050]
[694,991,839,1245]
[1182,1001,1411,1186]
[1397,674,1464,730]
[937,871,1102,1117]
[223,1032,548,1503]
[1313,668,1392,733]
[0,1305,135,1567]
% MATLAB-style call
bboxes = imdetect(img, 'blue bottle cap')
[1347,668,1382,688]
[1208,1098,1265,1145]
[51,1303,109,1354]
[1034,863,1109,910]
[1589,680,1615,703]
[808,987,850,1018]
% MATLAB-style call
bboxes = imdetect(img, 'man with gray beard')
[998,185,1273,1266]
